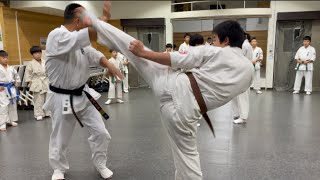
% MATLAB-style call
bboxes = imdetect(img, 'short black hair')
[30,46,42,55]
[0,50,8,57]
[190,34,204,46]
[244,32,251,41]
[184,33,191,38]
[207,37,212,40]
[173,44,177,49]
[166,43,173,48]
[250,36,257,41]
[64,3,83,24]
[212,20,245,48]
[303,36,311,41]
[109,49,117,53]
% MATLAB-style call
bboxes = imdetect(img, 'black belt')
[49,85,109,127]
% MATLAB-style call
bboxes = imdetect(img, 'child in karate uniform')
[105,49,124,104]
[293,36,316,95]
[0,50,20,131]
[25,46,50,120]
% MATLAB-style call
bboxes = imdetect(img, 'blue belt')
[0,82,20,104]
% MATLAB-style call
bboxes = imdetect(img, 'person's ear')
[223,37,229,46]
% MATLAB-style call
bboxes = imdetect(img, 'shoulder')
[48,26,65,37]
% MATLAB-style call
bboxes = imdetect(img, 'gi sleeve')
[46,28,91,57]
[259,48,263,60]
[24,63,32,83]
[295,48,301,60]
[84,46,105,67]
[310,47,316,61]
[170,46,204,69]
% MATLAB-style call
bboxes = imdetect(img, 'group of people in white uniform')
[0,1,317,180]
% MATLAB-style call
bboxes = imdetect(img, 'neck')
[304,45,309,48]
[252,46,257,48]
[0,63,7,68]
[64,24,77,32]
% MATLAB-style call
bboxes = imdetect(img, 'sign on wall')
[40,37,47,47]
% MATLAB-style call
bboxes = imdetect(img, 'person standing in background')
[118,52,129,93]
[164,43,173,53]
[293,36,316,95]
[105,49,125,104]
[178,33,190,53]
[250,37,263,94]
[232,32,253,124]
[25,46,50,121]
[0,50,20,131]
[205,37,212,46]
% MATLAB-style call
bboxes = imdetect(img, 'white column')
[265,1,277,89]
[165,17,173,44]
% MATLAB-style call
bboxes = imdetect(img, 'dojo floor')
[1,88,320,180]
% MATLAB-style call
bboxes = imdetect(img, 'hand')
[106,64,124,81]
[129,40,145,57]
[0,86,4,92]
[100,0,111,22]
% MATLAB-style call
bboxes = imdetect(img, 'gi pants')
[232,89,250,120]
[108,80,122,99]
[0,100,18,129]
[294,70,313,92]
[33,92,50,118]
[123,73,129,92]
[47,95,111,173]
[253,70,261,91]
[94,20,203,180]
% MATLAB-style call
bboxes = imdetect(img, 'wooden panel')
[247,30,268,66]
[2,7,63,65]
[1,6,122,65]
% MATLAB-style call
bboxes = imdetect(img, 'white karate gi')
[231,39,253,120]
[44,25,111,177]
[0,64,20,129]
[108,57,124,99]
[293,45,316,92]
[178,42,189,53]
[252,47,263,90]
[91,19,254,180]
[117,52,129,92]
[25,59,50,118]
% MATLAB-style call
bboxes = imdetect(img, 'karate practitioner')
[105,50,124,104]
[118,52,130,93]
[25,46,50,120]
[190,34,204,46]
[0,50,20,131]
[251,37,263,94]
[165,43,173,53]
[205,37,212,46]
[178,33,190,53]
[232,32,253,124]
[293,36,316,95]
[83,9,253,179]
[44,3,123,180]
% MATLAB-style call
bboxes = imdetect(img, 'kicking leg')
[91,17,169,89]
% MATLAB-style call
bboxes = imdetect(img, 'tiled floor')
[1,88,319,180]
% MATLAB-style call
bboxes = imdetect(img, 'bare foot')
[0,128,6,131]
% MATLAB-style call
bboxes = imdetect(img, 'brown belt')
[186,72,215,137]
